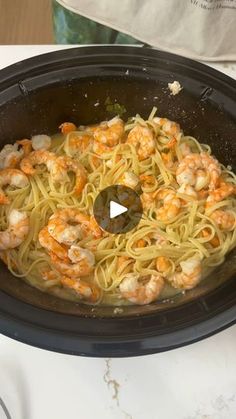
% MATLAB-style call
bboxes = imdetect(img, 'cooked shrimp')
[119,171,140,189]
[0,168,29,204]
[154,117,181,148]
[91,155,101,168]
[135,239,146,248]
[201,228,220,247]
[50,247,95,278]
[92,141,112,155]
[127,125,155,160]
[0,209,29,250]
[20,150,56,175]
[206,182,235,209]
[47,217,82,246]
[64,132,92,156]
[0,143,24,169]
[154,117,181,136]
[140,174,156,188]
[161,151,176,170]
[17,139,32,156]
[156,256,171,275]
[42,269,60,282]
[50,156,87,195]
[179,142,192,157]
[60,276,100,303]
[176,152,221,191]
[38,227,69,261]
[32,135,51,151]
[93,117,124,147]
[48,208,102,243]
[211,210,235,231]
[205,182,236,230]
[59,122,77,135]
[120,273,164,305]
[168,257,201,290]
[141,191,158,209]
[156,189,181,220]
[177,184,198,199]
[67,245,94,264]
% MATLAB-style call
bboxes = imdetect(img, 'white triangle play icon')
[109,200,128,219]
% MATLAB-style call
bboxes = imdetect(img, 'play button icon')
[93,185,143,234]
[110,201,127,219]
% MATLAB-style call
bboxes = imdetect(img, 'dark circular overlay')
[93,185,143,234]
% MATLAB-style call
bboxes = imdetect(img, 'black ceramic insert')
[0,46,235,357]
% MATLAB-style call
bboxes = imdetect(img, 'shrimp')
[154,117,182,148]
[141,191,158,209]
[206,182,236,230]
[47,217,82,246]
[17,139,32,156]
[50,156,87,195]
[177,184,198,199]
[156,189,181,220]
[206,182,235,209]
[118,171,140,189]
[176,152,221,191]
[0,143,24,169]
[168,257,201,290]
[117,256,134,276]
[67,245,94,264]
[0,209,29,250]
[127,125,155,160]
[156,256,171,275]
[60,276,100,303]
[64,132,92,156]
[31,135,51,151]
[201,228,220,247]
[179,142,192,157]
[48,208,102,244]
[0,168,29,204]
[92,141,112,155]
[135,239,146,248]
[50,247,95,278]
[42,269,60,282]
[20,150,56,175]
[119,273,164,305]
[38,227,69,261]
[161,150,176,170]
[93,117,124,147]
[211,210,235,231]
[140,174,156,188]
[59,122,77,135]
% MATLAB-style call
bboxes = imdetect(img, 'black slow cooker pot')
[0,46,235,357]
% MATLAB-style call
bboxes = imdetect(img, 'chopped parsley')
[105,97,126,116]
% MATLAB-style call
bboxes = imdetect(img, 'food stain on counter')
[185,393,236,419]
[103,358,132,419]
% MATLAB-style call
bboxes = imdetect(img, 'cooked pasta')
[0,108,235,306]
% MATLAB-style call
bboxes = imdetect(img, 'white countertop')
[0,46,235,419]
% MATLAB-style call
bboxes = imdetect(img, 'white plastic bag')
[56,0,236,61]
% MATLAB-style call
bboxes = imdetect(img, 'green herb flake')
[105,97,127,116]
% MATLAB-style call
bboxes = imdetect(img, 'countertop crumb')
[168,80,183,95]
[114,307,124,314]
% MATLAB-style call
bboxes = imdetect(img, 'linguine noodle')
[0,108,235,305]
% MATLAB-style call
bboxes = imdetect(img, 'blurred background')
[0,0,53,44]
[0,0,140,45]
